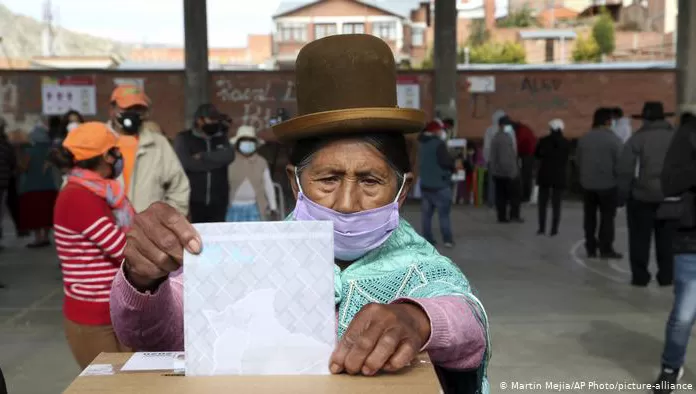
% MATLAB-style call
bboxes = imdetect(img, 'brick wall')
[0,68,675,143]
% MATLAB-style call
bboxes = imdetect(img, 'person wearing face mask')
[225,125,277,222]
[576,107,623,260]
[174,104,236,223]
[535,119,570,236]
[108,85,189,215]
[418,120,455,247]
[50,122,133,369]
[489,116,523,223]
[110,35,490,393]
[62,110,84,135]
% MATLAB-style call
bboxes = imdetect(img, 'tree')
[497,5,538,28]
[572,34,601,63]
[467,41,526,64]
[592,9,616,57]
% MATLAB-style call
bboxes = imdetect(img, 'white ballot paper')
[183,221,336,376]
[121,352,185,371]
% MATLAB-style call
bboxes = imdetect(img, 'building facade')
[272,0,431,68]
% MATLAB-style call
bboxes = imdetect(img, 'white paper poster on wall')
[41,76,97,115]
[397,76,420,110]
[467,76,496,93]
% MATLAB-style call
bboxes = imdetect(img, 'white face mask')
[66,122,80,132]
[503,125,514,134]
[239,141,256,155]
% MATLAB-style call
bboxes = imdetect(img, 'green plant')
[592,8,616,56]
[497,5,538,28]
[467,41,526,64]
[572,34,601,63]
[467,19,490,47]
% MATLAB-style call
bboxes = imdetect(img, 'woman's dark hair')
[592,108,612,128]
[63,110,84,124]
[612,107,624,118]
[289,132,412,178]
[49,146,104,171]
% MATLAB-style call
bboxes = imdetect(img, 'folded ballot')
[183,221,336,376]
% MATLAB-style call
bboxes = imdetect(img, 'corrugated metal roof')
[274,0,423,18]
[457,61,675,71]
[519,29,577,40]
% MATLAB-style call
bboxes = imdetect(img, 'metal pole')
[433,0,457,121]
[184,0,210,127]
[677,0,696,111]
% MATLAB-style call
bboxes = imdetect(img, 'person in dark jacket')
[576,108,623,259]
[535,119,570,236]
[489,116,523,223]
[617,102,676,287]
[174,104,236,223]
[652,104,696,393]
[514,121,537,202]
[418,120,455,247]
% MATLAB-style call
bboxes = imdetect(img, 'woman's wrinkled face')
[287,139,412,214]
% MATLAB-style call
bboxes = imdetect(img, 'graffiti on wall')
[508,77,568,111]
[216,79,296,132]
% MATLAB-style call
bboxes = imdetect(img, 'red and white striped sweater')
[54,183,127,325]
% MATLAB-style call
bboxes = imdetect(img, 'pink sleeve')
[110,265,185,351]
[393,295,486,370]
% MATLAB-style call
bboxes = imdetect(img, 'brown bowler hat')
[272,34,426,142]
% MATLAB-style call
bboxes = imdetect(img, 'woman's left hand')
[329,303,431,376]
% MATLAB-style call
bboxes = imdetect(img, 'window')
[278,24,307,42]
[545,39,555,63]
[411,27,424,46]
[372,21,397,40]
[314,23,337,40]
[343,23,365,34]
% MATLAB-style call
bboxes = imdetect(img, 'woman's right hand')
[124,202,202,290]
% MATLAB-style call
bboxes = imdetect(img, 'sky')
[1,0,282,47]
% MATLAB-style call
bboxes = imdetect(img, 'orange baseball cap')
[63,122,119,161]
[111,84,150,108]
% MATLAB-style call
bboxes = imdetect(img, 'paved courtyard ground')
[0,202,694,393]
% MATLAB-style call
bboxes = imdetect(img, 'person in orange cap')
[51,122,134,369]
[108,85,189,214]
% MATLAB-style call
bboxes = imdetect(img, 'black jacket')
[535,131,570,188]
[0,137,16,190]
[174,129,235,206]
[661,115,696,253]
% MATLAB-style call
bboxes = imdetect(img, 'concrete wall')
[0,68,675,143]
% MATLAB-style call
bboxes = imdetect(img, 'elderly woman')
[110,35,489,392]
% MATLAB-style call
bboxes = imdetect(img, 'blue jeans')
[662,253,696,369]
[421,187,453,244]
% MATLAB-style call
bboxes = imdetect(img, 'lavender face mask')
[293,169,404,261]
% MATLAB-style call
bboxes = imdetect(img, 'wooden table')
[64,353,441,394]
